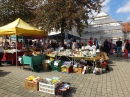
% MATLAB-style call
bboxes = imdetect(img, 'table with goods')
[2,49,24,65]
[23,46,109,96]
[44,45,109,75]
[19,49,46,72]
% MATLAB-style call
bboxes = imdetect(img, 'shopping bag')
[110,49,113,54]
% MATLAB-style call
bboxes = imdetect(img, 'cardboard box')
[24,80,39,91]
[73,67,83,74]
[42,63,49,71]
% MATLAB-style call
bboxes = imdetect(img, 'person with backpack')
[116,38,123,57]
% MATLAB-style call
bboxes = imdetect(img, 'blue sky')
[101,0,130,23]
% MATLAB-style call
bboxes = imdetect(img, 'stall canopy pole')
[15,33,18,68]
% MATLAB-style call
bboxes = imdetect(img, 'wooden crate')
[24,80,39,91]
[73,67,83,74]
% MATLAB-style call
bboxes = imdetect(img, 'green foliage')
[0,0,103,42]
[35,0,102,34]
[0,0,38,26]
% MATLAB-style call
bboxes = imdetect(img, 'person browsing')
[116,38,123,57]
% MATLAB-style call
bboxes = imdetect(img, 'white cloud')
[116,1,130,13]
[102,0,111,6]
[127,16,130,21]
[102,0,111,13]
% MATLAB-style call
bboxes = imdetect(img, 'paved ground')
[0,54,130,97]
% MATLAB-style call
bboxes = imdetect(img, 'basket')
[24,80,39,91]
[39,81,60,94]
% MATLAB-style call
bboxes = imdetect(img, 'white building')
[82,12,124,44]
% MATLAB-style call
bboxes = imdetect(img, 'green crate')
[50,60,64,72]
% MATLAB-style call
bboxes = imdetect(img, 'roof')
[0,18,47,36]
[123,22,130,32]
[48,28,80,38]
[82,11,124,39]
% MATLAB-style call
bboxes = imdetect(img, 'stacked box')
[24,80,39,91]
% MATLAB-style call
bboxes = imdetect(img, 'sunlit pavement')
[0,54,130,97]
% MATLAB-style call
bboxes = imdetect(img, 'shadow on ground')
[0,70,11,77]
[62,87,77,97]
[109,54,129,62]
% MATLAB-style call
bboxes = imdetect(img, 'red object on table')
[102,61,107,67]
[2,51,24,65]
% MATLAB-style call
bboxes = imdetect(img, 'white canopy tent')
[48,28,80,38]
[82,12,124,43]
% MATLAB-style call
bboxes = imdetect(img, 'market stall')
[44,45,109,74]
[2,49,24,65]
[0,18,47,67]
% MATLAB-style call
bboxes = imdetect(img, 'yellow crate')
[61,67,68,72]
[61,66,73,73]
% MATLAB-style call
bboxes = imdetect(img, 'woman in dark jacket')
[103,39,110,56]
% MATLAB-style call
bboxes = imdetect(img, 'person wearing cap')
[0,42,4,66]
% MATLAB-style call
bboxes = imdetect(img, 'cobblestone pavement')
[0,54,130,97]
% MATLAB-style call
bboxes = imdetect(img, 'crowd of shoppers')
[45,37,127,58]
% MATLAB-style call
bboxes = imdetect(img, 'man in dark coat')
[116,38,123,57]
[103,39,110,56]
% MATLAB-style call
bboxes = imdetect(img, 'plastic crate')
[61,66,73,73]
[39,81,60,94]
[24,80,39,91]
[50,60,64,72]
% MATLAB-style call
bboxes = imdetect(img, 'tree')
[35,0,103,45]
[0,0,39,26]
